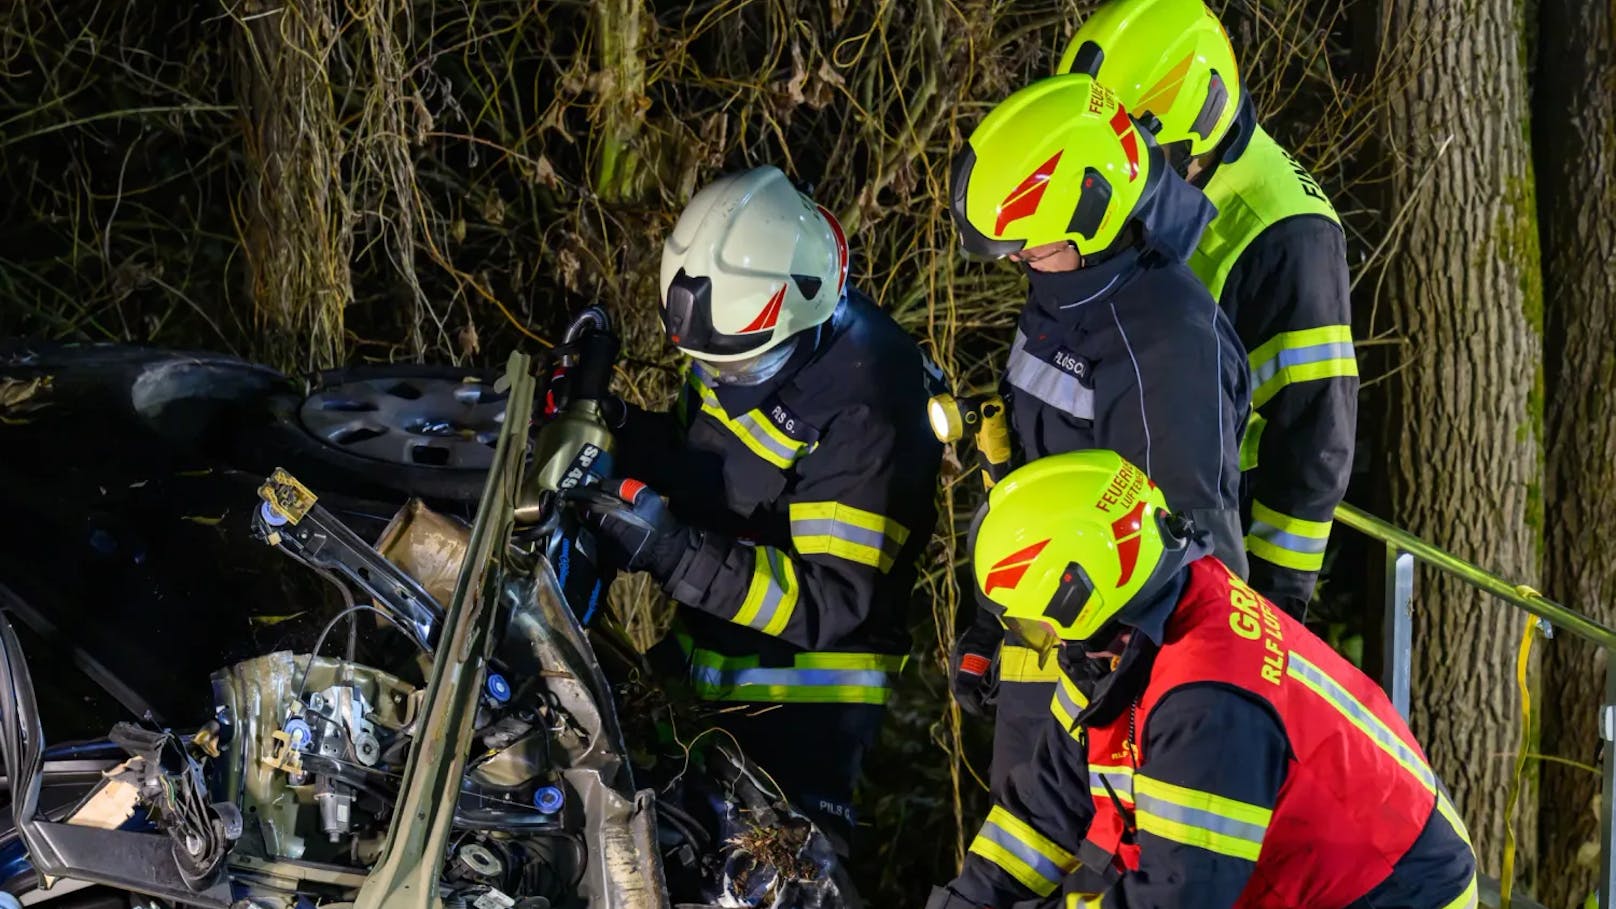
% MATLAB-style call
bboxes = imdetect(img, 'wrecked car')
[0,316,854,909]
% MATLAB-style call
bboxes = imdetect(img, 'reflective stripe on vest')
[1006,331,1095,420]
[680,637,905,705]
[788,501,909,572]
[1080,558,1450,902]
[1246,500,1333,573]
[1188,124,1341,305]
[966,805,1078,897]
[685,367,811,469]
[1089,762,1134,806]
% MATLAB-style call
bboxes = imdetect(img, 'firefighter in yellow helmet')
[947,73,1250,798]
[1060,0,1359,622]
[927,451,1476,909]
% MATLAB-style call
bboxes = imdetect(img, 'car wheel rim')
[298,375,507,470]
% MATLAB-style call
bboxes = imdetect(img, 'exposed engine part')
[314,777,353,842]
[211,653,417,863]
[305,683,383,767]
[450,843,506,883]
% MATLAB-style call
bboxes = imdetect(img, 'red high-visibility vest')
[1084,557,1439,907]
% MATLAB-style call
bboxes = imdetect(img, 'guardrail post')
[1601,651,1616,908]
[1383,544,1414,720]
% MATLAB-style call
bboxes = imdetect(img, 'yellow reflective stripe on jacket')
[967,806,1078,897]
[1002,643,1064,683]
[1437,873,1479,909]
[681,638,903,705]
[1050,673,1089,740]
[1435,789,1473,850]
[1246,500,1333,572]
[685,368,810,469]
[788,501,909,572]
[1133,775,1270,862]
[731,546,799,637]
[1286,651,1437,790]
[1089,763,1134,806]
[1065,894,1105,909]
[1239,411,1267,472]
[1247,324,1357,409]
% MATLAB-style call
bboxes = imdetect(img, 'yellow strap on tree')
[1501,619,1541,909]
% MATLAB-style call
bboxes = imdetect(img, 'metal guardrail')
[1333,501,1616,906]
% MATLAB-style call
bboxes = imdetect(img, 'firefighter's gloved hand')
[925,886,989,909]
[570,479,688,581]
[950,611,1003,720]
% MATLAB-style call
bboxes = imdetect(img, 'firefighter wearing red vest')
[1060,0,1359,621]
[927,451,1476,909]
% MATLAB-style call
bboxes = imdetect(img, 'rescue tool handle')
[568,329,619,403]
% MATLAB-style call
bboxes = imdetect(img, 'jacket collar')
[1132,166,1218,266]
[706,293,845,414]
[1024,247,1142,318]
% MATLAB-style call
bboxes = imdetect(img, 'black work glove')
[570,479,690,582]
[949,607,1004,720]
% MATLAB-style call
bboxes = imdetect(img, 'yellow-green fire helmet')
[972,451,1185,651]
[950,73,1163,259]
[1058,0,1243,157]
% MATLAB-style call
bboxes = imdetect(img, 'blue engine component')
[533,785,565,815]
[484,672,511,706]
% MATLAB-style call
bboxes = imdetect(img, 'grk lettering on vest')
[1227,582,1286,686]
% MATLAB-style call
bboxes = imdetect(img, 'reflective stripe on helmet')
[967,806,1079,896]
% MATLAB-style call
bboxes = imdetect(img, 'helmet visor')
[696,335,799,386]
[1001,616,1062,667]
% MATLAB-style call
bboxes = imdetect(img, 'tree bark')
[1534,0,1616,902]
[232,0,352,371]
[1375,0,1545,884]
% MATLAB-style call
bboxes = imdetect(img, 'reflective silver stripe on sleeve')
[1005,331,1094,420]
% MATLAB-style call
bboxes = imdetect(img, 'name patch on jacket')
[765,396,820,447]
[1051,347,1095,387]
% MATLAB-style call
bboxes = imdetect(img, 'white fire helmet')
[659,166,850,373]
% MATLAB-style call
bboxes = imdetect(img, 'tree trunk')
[1534,0,1616,902]
[232,0,352,371]
[1375,0,1545,884]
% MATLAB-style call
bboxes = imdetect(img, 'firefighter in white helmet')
[578,165,943,851]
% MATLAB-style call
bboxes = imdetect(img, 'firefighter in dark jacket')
[577,165,943,850]
[927,450,1477,909]
[1060,0,1359,620]
[946,73,1250,796]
